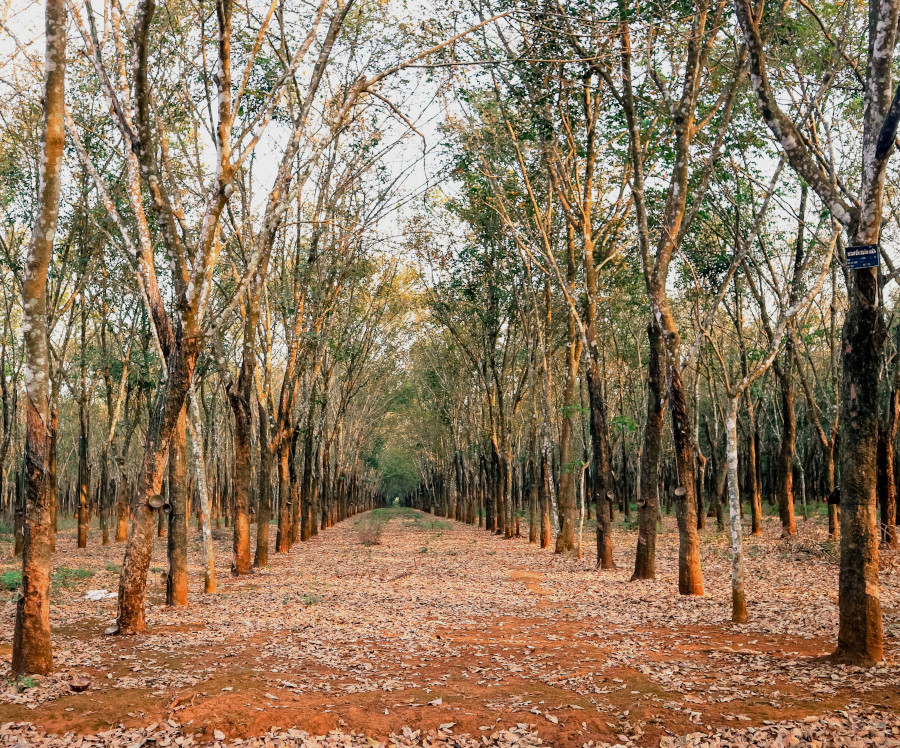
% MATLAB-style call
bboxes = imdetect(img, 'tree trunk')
[166,406,188,606]
[301,408,315,541]
[725,397,748,623]
[539,447,551,548]
[502,452,513,539]
[878,379,899,548]
[733,0,891,666]
[290,426,301,543]
[555,397,577,555]
[255,397,271,567]
[834,265,885,665]
[189,394,216,593]
[669,362,704,596]
[227,368,253,575]
[776,355,798,537]
[13,0,66,673]
[116,478,129,542]
[587,363,615,569]
[275,430,292,553]
[745,396,763,534]
[825,441,839,540]
[528,424,538,543]
[48,403,58,552]
[116,330,200,634]
[311,442,321,536]
[100,448,110,545]
[77,315,89,550]
[14,468,24,557]
[633,321,663,580]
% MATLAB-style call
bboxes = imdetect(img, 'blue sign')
[846,244,879,270]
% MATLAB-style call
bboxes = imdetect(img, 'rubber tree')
[734,0,900,665]
[12,0,67,675]
[709,231,835,623]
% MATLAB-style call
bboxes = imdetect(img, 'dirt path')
[0,509,898,746]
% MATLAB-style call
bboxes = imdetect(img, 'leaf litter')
[0,510,896,747]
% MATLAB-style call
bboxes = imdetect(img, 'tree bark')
[633,321,663,580]
[12,0,66,674]
[189,393,216,593]
[878,368,899,548]
[100,448,110,545]
[536,449,549,548]
[835,267,885,664]
[669,362,704,596]
[275,432,291,552]
[77,306,89,550]
[48,404,58,552]
[587,363,615,569]
[555,226,581,554]
[227,358,254,575]
[725,397,748,623]
[117,338,199,633]
[776,354,798,537]
[255,397,271,567]
[301,403,315,541]
[775,186,806,538]
[116,477,129,542]
[166,406,188,606]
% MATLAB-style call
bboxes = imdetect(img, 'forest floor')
[0,508,898,747]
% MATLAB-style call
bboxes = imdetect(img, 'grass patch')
[52,566,94,589]
[1,570,21,590]
[105,562,120,574]
[404,516,449,531]
[10,675,37,691]
[369,507,419,520]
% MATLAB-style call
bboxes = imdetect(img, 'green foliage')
[561,458,585,475]
[52,567,94,589]
[13,675,37,691]
[611,415,637,432]
[1,570,21,591]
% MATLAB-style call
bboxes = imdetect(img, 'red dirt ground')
[0,509,897,746]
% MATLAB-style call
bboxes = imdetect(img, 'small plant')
[300,592,322,606]
[52,567,94,589]
[419,546,428,553]
[1,570,22,591]
[13,675,37,692]
[358,524,383,546]
[357,515,384,546]
[105,562,120,574]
